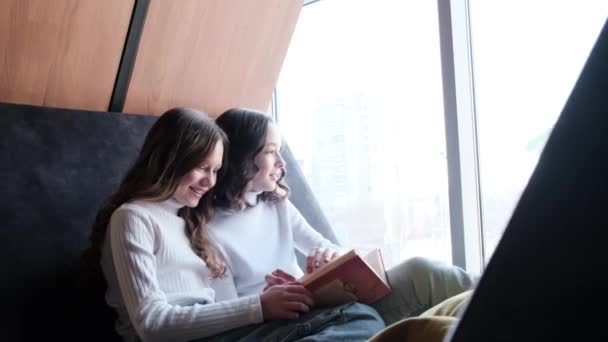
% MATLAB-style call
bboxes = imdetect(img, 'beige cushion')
[368,290,472,342]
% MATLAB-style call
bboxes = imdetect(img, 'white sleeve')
[109,209,263,342]
[285,200,340,255]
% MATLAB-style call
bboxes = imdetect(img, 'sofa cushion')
[0,103,156,341]
[368,291,472,342]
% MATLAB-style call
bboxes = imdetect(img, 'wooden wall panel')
[123,0,302,117]
[0,0,134,111]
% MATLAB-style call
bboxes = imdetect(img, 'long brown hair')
[84,107,227,280]
[212,108,289,209]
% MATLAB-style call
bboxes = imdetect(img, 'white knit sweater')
[208,194,338,296]
[100,199,263,342]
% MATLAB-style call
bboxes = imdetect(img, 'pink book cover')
[302,250,392,305]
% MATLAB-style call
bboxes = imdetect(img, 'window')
[276,0,608,270]
[276,0,451,267]
[469,0,608,260]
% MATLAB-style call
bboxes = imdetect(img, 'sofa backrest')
[0,103,156,340]
[0,102,337,341]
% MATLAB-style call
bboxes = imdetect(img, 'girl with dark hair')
[210,108,475,329]
[88,107,383,342]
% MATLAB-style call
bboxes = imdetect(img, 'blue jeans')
[197,302,384,342]
[198,257,473,341]
[371,257,475,325]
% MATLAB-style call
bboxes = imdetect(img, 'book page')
[363,249,389,285]
[302,250,392,305]
[312,279,358,307]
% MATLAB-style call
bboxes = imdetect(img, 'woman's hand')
[306,247,339,273]
[259,284,315,320]
[264,269,297,291]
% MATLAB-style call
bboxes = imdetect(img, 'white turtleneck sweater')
[208,194,339,296]
[100,199,263,342]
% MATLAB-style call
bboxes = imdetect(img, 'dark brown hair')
[212,108,289,209]
[84,107,227,279]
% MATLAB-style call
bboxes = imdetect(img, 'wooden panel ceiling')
[123,0,302,117]
[0,0,134,111]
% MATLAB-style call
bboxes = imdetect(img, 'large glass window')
[469,1,608,259]
[276,0,608,269]
[276,0,451,267]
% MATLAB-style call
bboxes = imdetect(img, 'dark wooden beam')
[109,0,149,113]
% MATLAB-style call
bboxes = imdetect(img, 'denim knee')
[343,303,383,320]
[292,303,385,342]
[334,303,385,340]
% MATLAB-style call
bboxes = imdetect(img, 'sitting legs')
[201,302,385,342]
[371,257,475,325]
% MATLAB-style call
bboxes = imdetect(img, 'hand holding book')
[306,246,341,273]
[298,249,392,307]
[263,249,392,308]
[259,283,314,320]
[264,269,298,291]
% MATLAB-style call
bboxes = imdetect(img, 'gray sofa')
[0,102,337,341]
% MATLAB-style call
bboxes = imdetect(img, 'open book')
[298,248,392,307]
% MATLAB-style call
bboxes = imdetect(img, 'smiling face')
[248,123,285,192]
[173,139,224,207]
